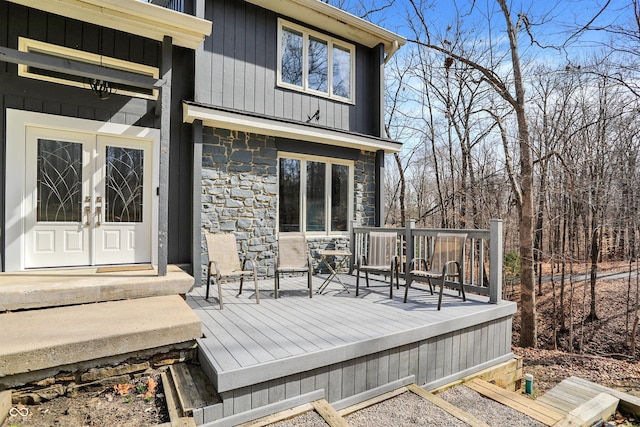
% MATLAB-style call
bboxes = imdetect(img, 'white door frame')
[6,109,160,271]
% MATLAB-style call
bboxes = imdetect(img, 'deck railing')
[350,219,503,304]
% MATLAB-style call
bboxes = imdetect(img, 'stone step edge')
[0,295,202,378]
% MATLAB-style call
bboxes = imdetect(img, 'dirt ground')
[1,370,169,427]
[4,261,639,426]
[511,260,640,397]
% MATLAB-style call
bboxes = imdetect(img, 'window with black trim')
[278,154,352,234]
[278,19,355,103]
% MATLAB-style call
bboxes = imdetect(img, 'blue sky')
[333,0,635,59]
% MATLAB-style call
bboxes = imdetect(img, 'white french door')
[24,127,152,268]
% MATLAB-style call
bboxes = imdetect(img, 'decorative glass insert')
[306,161,326,232]
[308,36,328,93]
[105,146,144,223]
[279,158,301,232]
[331,164,349,231]
[332,45,351,99]
[37,139,83,222]
[281,27,303,87]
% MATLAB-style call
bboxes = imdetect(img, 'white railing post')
[405,220,415,283]
[489,219,503,304]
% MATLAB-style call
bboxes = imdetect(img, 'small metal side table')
[317,249,352,294]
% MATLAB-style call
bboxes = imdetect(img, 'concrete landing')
[0,265,194,311]
[0,295,202,380]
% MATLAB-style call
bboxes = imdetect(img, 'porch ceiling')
[7,0,212,50]
[183,102,403,154]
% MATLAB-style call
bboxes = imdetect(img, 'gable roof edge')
[244,0,406,57]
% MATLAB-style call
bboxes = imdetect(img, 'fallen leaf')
[113,384,135,396]
[144,378,158,399]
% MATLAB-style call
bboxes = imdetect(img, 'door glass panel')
[306,161,326,232]
[105,146,144,223]
[279,158,301,232]
[331,164,349,231]
[37,139,83,222]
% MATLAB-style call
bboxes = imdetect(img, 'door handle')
[95,196,102,227]
[83,196,91,227]
[84,206,91,227]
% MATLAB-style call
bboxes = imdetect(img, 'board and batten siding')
[193,316,513,424]
[0,0,195,266]
[196,0,383,137]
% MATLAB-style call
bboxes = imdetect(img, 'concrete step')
[0,295,202,384]
[0,265,194,311]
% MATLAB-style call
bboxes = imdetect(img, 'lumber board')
[0,391,10,425]
[536,394,573,415]
[312,399,351,427]
[466,379,564,426]
[407,384,492,427]
[161,371,196,426]
[553,393,619,427]
[236,403,314,427]
[337,386,408,416]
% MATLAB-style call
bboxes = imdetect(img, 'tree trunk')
[588,226,599,321]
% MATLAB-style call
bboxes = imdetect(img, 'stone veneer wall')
[200,126,377,279]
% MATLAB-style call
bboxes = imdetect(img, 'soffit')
[245,0,405,56]
[7,0,212,50]
[183,102,402,154]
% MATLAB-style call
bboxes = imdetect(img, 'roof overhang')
[245,0,405,59]
[183,102,402,154]
[7,0,212,50]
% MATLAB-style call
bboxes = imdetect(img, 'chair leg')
[365,271,370,288]
[391,262,400,290]
[274,273,279,299]
[216,278,224,310]
[355,269,360,296]
[437,277,445,311]
[403,278,411,303]
[239,276,244,295]
[206,269,212,300]
[308,270,313,298]
[253,274,260,304]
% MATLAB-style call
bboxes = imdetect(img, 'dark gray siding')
[196,0,383,137]
[0,1,194,267]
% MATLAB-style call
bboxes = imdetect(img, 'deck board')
[188,273,516,394]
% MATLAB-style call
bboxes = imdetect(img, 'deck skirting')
[194,311,514,424]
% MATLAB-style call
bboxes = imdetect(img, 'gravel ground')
[269,410,328,426]
[267,386,546,426]
[439,385,545,427]
[344,391,468,427]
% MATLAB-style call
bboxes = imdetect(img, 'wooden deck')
[537,376,640,416]
[186,272,516,425]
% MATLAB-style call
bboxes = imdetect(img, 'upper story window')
[278,19,355,103]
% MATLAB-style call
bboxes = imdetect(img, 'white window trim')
[277,152,353,236]
[18,37,159,100]
[277,19,356,104]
